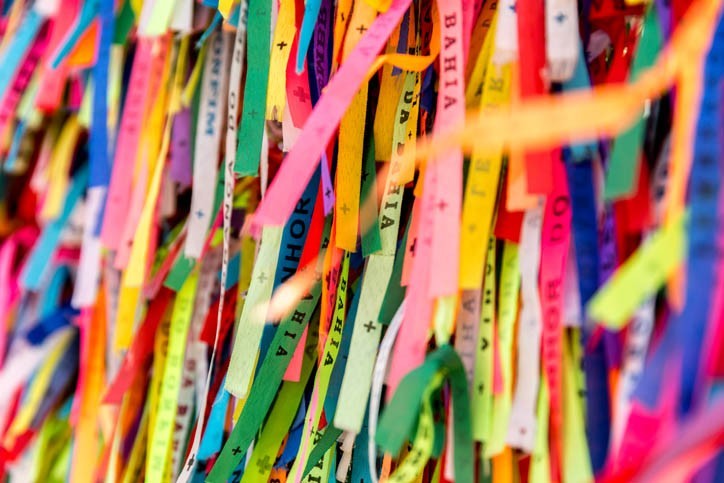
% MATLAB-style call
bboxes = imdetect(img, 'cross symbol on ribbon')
[256,455,273,473]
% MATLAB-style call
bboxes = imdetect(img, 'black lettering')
[295,196,311,214]
[285,243,303,262]
[291,310,306,323]
[289,219,306,238]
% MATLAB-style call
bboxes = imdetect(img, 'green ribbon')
[377,223,410,325]
[361,136,382,256]
[302,426,345,477]
[206,283,322,482]
[241,328,320,483]
[234,0,272,175]
[376,345,474,483]
[604,6,663,200]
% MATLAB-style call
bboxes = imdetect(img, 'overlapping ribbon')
[0,0,723,481]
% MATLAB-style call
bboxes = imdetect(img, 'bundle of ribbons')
[1,0,724,480]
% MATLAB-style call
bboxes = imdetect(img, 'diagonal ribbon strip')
[207,283,322,482]
[251,0,414,230]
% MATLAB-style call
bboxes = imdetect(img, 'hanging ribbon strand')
[0,0,723,481]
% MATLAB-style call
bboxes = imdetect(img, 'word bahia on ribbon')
[0,0,723,481]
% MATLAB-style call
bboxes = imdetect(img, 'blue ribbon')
[89,0,115,187]
[565,155,610,472]
[635,14,724,414]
